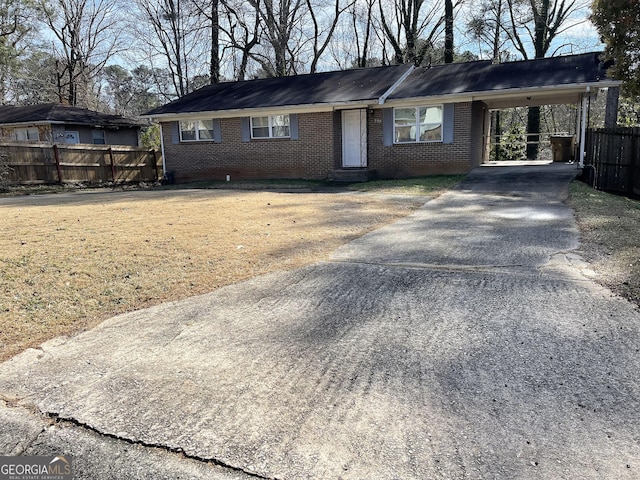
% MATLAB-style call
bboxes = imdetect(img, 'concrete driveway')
[1,163,639,479]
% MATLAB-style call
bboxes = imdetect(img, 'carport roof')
[390,52,613,99]
[388,52,620,108]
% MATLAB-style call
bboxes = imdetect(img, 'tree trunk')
[605,86,620,127]
[527,0,549,159]
[492,0,502,62]
[444,0,453,63]
[210,0,219,83]
[494,110,501,160]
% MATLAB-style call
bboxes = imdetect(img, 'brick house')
[0,104,141,147]
[144,53,618,183]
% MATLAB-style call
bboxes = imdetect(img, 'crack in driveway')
[2,399,277,480]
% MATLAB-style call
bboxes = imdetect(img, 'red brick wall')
[367,102,476,179]
[161,103,479,182]
[161,112,335,182]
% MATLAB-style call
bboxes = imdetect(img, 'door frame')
[341,109,367,168]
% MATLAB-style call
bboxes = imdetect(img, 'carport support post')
[484,108,492,162]
[578,88,590,168]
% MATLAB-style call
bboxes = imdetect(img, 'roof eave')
[142,99,380,121]
[0,120,53,128]
[383,80,623,108]
[0,119,140,128]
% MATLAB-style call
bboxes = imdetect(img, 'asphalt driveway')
[1,163,639,479]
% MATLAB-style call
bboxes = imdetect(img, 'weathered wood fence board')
[0,143,162,184]
[585,128,640,196]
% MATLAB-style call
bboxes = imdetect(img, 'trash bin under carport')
[550,135,575,162]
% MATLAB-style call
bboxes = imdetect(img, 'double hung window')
[394,106,443,143]
[15,127,39,142]
[251,114,290,139]
[92,130,106,144]
[180,120,215,141]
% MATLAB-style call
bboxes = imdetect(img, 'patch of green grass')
[0,184,78,196]
[0,182,159,197]
[570,180,640,210]
[347,175,466,195]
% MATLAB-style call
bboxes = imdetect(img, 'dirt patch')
[569,181,640,306]
[0,187,432,362]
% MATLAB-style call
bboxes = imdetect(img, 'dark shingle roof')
[145,52,614,117]
[0,103,140,127]
[389,52,612,99]
[145,64,412,115]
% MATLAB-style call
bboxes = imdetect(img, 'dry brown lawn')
[0,187,435,362]
[569,181,640,307]
[4,178,634,364]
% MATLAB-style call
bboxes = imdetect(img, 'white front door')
[342,109,367,168]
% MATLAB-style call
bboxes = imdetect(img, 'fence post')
[631,128,638,196]
[108,147,116,182]
[52,144,63,184]
[152,149,159,182]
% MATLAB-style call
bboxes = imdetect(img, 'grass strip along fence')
[0,143,162,185]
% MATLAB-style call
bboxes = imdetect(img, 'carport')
[383,52,621,171]
[470,61,621,167]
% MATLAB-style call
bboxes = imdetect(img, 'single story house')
[144,52,619,183]
[0,103,141,147]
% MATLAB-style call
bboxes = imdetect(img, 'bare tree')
[466,0,510,158]
[247,0,306,77]
[191,0,221,83]
[351,0,376,67]
[327,0,380,69]
[466,0,510,61]
[0,0,39,103]
[306,0,351,73]
[219,0,260,80]
[132,0,207,98]
[40,0,122,106]
[504,0,590,158]
[377,0,446,65]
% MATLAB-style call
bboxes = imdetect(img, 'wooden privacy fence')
[0,143,162,185]
[585,127,640,196]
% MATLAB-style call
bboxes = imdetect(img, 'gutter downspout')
[158,121,167,177]
[578,87,590,168]
[378,65,415,105]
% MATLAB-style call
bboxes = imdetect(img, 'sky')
[455,2,604,61]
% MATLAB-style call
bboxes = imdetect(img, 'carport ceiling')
[477,87,595,109]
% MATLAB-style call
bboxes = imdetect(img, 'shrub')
[499,125,527,161]
[0,153,13,191]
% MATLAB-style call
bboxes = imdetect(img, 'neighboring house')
[0,104,141,147]
[144,52,619,183]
